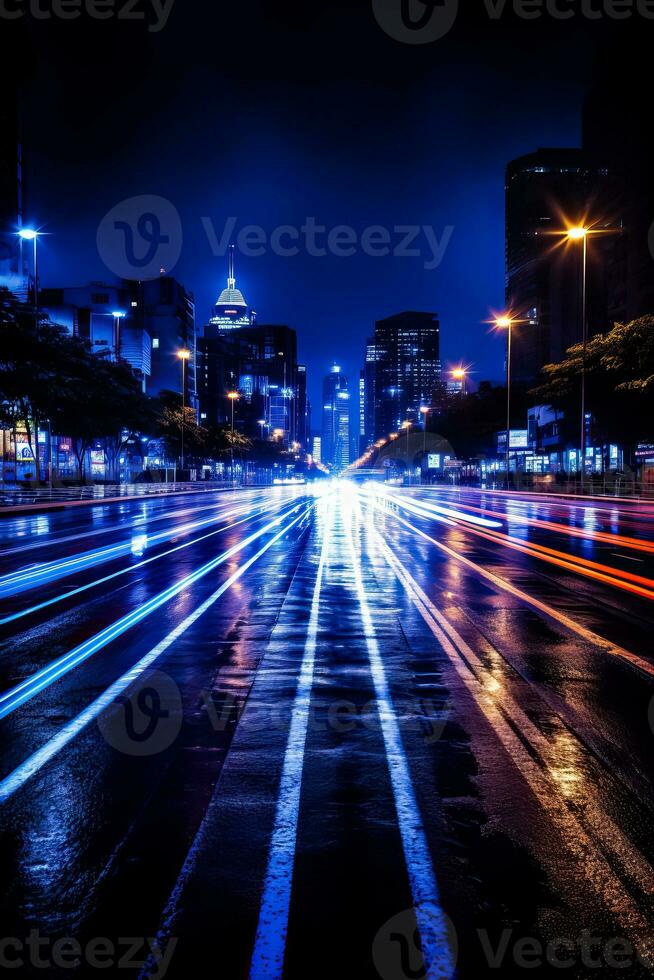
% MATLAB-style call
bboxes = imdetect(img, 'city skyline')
[2,7,654,980]
[13,11,639,417]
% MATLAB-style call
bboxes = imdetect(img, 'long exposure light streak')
[0,502,314,803]
[361,492,654,679]
[0,501,313,721]
[0,501,285,627]
[0,499,274,598]
[371,520,654,961]
[373,489,654,601]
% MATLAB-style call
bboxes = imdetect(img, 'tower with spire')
[208,244,255,334]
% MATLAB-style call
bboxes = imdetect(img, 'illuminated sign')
[498,429,529,450]
[427,454,442,469]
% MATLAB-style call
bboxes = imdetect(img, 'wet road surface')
[1,483,653,979]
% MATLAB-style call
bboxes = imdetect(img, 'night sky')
[5,1,641,415]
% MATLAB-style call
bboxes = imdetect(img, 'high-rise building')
[0,85,25,296]
[206,245,255,335]
[361,335,379,452]
[295,364,310,451]
[133,277,196,403]
[371,312,441,441]
[40,282,153,392]
[198,322,307,449]
[582,47,654,324]
[322,365,350,470]
[505,148,620,385]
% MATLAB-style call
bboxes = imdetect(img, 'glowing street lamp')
[257,418,267,440]
[494,316,516,488]
[112,311,126,360]
[177,348,191,474]
[450,366,468,397]
[18,229,44,481]
[565,225,589,486]
[419,405,431,478]
[227,391,239,432]
[18,228,41,307]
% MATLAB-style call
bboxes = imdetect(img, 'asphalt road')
[1,482,653,979]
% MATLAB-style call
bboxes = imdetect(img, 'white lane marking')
[363,494,654,680]
[344,494,455,980]
[611,553,645,563]
[371,523,654,960]
[0,502,306,721]
[0,505,313,804]
[248,494,334,980]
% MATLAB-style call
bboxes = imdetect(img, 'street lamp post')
[419,406,430,481]
[257,419,267,440]
[402,420,412,482]
[494,317,514,489]
[566,227,589,489]
[451,367,468,397]
[228,391,239,486]
[18,229,42,481]
[112,311,126,361]
[177,348,191,476]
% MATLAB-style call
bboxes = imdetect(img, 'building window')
[152,338,159,349]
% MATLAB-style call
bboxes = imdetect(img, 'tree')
[531,316,654,465]
[1,290,157,482]
[433,382,531,459]
[155,390,207,462]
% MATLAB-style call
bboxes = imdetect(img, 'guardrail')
[0,482,233,508]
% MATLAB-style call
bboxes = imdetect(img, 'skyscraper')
[322,365,350,470]
[135,276,196,403]
[0,85,25,295]
[372,312,441,441]
[505,148,620,385]
[360,336,378,454]
[206,245,254,335]
[198,321,306,448]
[39,282,154,393]
[583,47,654,324]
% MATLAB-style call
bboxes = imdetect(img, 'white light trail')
[0,503,314,803]
[0,502,311,721]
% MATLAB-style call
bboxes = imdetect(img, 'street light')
[451,366,468,396]
[564,225,589,488]
[401,420,412,480]
[177,348,191,475]
[18,229,43,480]
[494,316,515,489]
[419,406,430,478]
[227,391,239,432]
[112,311,126,361]
[257,419,267,440]
[18,228,40,304]
[228,391,239,486]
